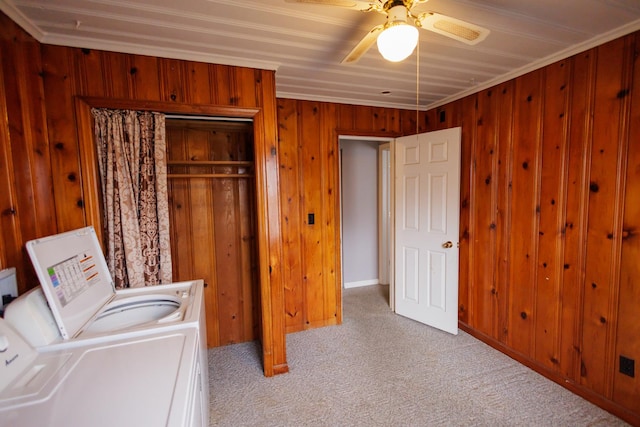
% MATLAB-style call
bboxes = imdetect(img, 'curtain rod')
[165,114,253,123]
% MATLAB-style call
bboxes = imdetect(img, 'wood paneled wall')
[276,34,640,424]
[0,12,287,376]
[434,33,640,424]
[2,7,639,421]
[276,100,427,333]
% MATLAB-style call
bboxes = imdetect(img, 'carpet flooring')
[208,285,628,426]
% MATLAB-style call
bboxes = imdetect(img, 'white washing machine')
[0,318,204,427]
[3,226,210,424]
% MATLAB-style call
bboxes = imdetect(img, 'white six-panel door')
[393,128,461,335]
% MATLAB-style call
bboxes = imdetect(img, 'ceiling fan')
[286,0,490,63]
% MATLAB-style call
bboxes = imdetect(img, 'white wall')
[340,139,379,288]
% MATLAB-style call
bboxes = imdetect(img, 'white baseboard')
[344,279,379,289]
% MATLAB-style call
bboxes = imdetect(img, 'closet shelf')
[167,160,253,166]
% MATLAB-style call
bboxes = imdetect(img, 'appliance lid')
[25,227,115,340]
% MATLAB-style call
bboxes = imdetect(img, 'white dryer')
[0,318,205,427]
[3,226,210,424]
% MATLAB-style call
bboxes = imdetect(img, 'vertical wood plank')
[235,67,259,108]
[159,58,185,103]
[613,33,640,413]
[533,60,570,370]
[184,61,213,105]
[210,64,233,105]
[469,88,499,336]
[277,99,305,332]
[300,101,325,326]
[336,104,354,130]
[321,102,339,325]
[507,69,543,356]
[0,52,22,276]
[495,82,514,344]
[100,51,132,98]
[129,55,161,101]
[457,95,476,324]
[74,49,106,97]
[41,45,86,232]
[581,37,629,396]
[353,105,373,131]
[559,51,594,380]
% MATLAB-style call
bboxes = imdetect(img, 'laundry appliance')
[3,226,210,424]
[0,317,205,427]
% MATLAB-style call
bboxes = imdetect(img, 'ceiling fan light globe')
[377,23,419,62]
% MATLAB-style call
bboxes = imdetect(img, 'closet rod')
[165,114,253,123]
[168,160,253,166]
[168,174,254,179]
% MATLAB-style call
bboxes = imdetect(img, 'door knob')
[442,241,453,248]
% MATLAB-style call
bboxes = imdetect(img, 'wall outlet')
[619,355,635,378]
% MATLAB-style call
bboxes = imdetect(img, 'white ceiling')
[2,0,640,110]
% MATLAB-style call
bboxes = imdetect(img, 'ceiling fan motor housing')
[386,4,410,26]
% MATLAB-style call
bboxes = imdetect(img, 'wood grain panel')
[235,67,259,108]
[456,95,476,324]
[299,101,325,327]
[353,105,374,131]
[614,33,640,413]
[534,60,570,370]
[337,104,355,130]
[210,64,233,106]
[101,51,132,98]
[3,7,640,416]
[74,49,106,98]
[1,37,55,243]
[507,70,543,357]
[469,88,499,336]
[581,37,630,396]
[159,58,185,103]
[184,61,213,105]
[0,54,21,274]
[558,51,594,381]
[495,82,514,344]
[129,55,161,101]
[41,45,86,232]
[320,102,340,325]
[277,99,305,332]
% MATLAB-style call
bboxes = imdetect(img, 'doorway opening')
[339,136,393,306]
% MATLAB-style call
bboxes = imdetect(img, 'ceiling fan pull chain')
[416,37,420,136]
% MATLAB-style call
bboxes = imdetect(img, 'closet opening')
[165,116,260,348]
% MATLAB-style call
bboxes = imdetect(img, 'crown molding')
[0,0,45,40]
[424,18,640,110]
[40,33,280,71]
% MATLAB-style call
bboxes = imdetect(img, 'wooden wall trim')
[78,96,260,117]
[0,56,20,271]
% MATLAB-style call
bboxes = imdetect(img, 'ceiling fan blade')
[417,12,489,45]
[341,24,384,64]
[285,0,377,11]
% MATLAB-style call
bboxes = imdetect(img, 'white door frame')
[378,143,391,286]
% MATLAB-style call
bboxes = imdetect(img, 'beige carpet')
[208,285,627,426]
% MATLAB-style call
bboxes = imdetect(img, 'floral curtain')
[92,109,172,288]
